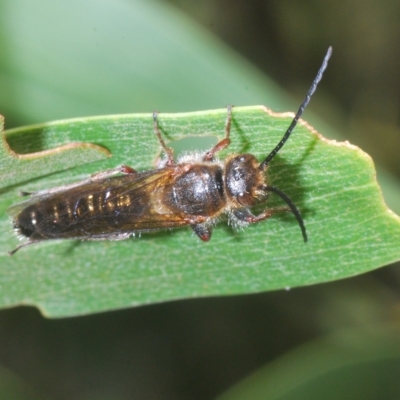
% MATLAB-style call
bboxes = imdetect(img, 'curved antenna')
[266,186,307,242]
[260,46,332,171]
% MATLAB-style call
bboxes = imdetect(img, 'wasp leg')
[186,215,212,241]
[232,207,291,224]
[20,191,36,197]
[8,240,40,256]
[203,105,233,161]
[90,165,137,181]
[232,206,308,242]
[191,224,212,242]
[153,111,175,166]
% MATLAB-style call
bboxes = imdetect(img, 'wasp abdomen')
[13,176,153,240]
[13,204,38,238]
[14,195,77,239]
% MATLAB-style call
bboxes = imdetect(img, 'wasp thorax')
[225,154,266,207]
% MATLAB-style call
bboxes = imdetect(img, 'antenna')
[265,186,308,242]
[259,46,332,170]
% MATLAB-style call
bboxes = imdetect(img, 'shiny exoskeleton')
[8,47,332,255]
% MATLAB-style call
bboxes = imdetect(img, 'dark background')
[168,0,400,179]
[1,0,400,399]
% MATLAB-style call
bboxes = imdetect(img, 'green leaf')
[1,107,399,317]
[1,0,400,318]
[0,115,110,189]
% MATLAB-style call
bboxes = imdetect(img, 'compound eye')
[237,192,254,207]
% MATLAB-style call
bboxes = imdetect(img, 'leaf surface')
[1,107,399,317]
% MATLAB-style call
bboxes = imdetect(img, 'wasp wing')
[10,167,191,240]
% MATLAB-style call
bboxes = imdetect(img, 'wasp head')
[225,154,268,207]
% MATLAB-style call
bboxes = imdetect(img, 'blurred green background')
[1,0,400,399]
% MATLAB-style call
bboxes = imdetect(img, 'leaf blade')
[0,107,399,317]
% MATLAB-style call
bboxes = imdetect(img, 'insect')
[8,47,332,255]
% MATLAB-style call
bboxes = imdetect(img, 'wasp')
[8,47,332,255]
